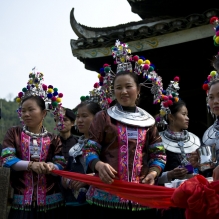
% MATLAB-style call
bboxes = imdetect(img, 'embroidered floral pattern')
[1,147,19,167]
[21,132,33,205]
[53,155,66,170]
[83,140,101,169]
[148,142,166,171]
[117,122,129,181]
[13,193,63,205]
[37,136,51,205]
[131,128,147,182]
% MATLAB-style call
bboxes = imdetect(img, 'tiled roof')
[70,8,219,50]
[127,0,219,19]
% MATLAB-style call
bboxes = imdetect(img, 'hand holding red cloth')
[53,170,219,219]
[53,170,174,208]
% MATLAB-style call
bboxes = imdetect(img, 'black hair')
[166,99,187,124]
[212,54,219,71]
[76,101,101,116]
[169,99,186,116]
[112,71,140,89]
[65,108,76,121]
[21,95,45,111]
[209,79,219,90]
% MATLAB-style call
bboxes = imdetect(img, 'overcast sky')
[0,0,140,108]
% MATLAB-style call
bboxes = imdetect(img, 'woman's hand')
[213,165,219,181]
[95,161,117,184]
[141,171,157,185]
[30,162,55,174]
[69,180,87,190]
[168,167,188,180]
[46,162,56,173]
[61,177,69,189]
[188,151,200,168]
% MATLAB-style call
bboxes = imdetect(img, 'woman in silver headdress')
[201,54,219,180]
[156,79,201,219]
[82,70,166,219]
[0,69,66,219]
[202,55,219,151]
[158,100,201,185]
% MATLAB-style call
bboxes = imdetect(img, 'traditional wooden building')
[70,1,219,138]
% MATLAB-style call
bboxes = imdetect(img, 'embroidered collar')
[163,128,189,142]
[160,130,200,154]
[107,104,155,127]
[202,118,219,149]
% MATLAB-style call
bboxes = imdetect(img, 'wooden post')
[0,167,10,219]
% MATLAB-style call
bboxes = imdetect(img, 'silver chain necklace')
[164,128,189,166]
[23,126,48,138]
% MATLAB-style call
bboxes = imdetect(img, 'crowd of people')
[1,36,219,219]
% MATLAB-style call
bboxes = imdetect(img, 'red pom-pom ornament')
[133,55,139,62]
[207,75,212,81]
[202,84,209,91]
[143,64,150,70]
[103,63,109,68]
[107,98,112,104]
[42,84,47,91]
[99,76,104,82]
[174,76,180,82]
[52,97,57,101]
[94,82,99,88]
[18,92,23,98]
[58,93,63,98]
[210,16,219,24]
[163,102,169,108]
[167,100,173,106]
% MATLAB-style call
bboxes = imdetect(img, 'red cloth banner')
[53,170,219,219]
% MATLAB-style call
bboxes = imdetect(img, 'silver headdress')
[92,40,163,109]
[16,67,64,130]
[155,76,180,129]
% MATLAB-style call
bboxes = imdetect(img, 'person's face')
[208,83,219,116]
[21,99,46,129]
[169,106,189,130]
[113,74,140,107]
[59,116,74,133]
[76,105,94,135]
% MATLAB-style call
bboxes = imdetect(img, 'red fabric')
[171,175,219,219]
[53,170,174,208]
[53,170,219,219]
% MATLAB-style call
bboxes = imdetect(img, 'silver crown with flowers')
[93,40,163,109]
[16,67,64,131]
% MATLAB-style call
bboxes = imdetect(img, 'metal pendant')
[178,141,184,147]
[178,141,189,166]
[215,131,219,138]
[31,139,40,159]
